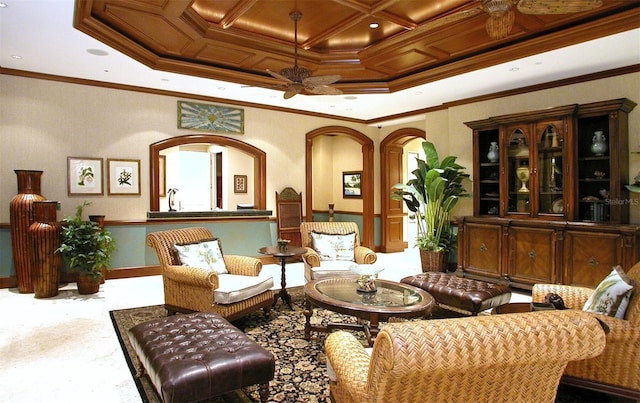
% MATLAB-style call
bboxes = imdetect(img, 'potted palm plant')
[56,201,116,294]
[391,141,470,272]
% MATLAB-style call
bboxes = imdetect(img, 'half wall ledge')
[147,210,272,219]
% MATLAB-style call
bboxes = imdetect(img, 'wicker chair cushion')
[583,265,635,318]
[310,231,356,261]
[174,239,228,274]
[214,274,274,304]
[308,260,358,280]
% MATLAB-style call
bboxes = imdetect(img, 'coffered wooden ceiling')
[74,0,639,95]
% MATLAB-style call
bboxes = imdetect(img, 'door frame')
[380,128,425,252]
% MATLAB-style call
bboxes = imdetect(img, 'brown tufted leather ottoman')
[128,312,275,403]
[401,272,511,316]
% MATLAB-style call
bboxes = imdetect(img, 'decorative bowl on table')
[350,264,384,293]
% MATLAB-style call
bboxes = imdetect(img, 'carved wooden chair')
[146,227,273,321]
[276,187,303,247]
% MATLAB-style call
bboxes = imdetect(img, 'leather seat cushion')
[401,272,511,315]
[128,312,275,403]
[215,274,274,304]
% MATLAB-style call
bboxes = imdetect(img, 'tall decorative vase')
[487,142,499,162]
[10,170,46,293]
[29,201,61,298]
[591,131,608,156]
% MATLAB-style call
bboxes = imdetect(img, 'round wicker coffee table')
[303,277,434,346]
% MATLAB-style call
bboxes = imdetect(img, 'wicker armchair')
[532,261,640,399]
[146,227,273,321]
[300,222,377,281]
[325,310,606,403]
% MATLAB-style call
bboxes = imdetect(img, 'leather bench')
[128,312,275,403]
[401,272,511,316]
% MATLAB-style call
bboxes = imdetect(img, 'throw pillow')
[310,231,356,261]
[582,265,635,317]
[173,238,228,274]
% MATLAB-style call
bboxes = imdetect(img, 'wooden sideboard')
[457,216,639,289]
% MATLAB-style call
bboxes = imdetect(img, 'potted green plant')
[56,201,116,294]
[391,141,470,272]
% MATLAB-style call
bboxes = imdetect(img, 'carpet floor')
[110,288,630,403]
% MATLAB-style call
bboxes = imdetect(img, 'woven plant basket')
[77,273,100,295]
[419,249,448,273]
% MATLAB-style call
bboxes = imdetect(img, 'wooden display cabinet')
[459,98,639,289]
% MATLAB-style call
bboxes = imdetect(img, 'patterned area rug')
[110,287,628,403]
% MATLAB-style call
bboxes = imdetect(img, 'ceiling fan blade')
[305,85,343,96]
[516,0,603,14]
[267,69,294,83]
[303,74,342,86]
[283,83,304,99]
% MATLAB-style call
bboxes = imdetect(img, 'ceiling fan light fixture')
[280,65,311,82]
[486,9,515,39]
[265,9,341,99]
[482,0,512,17]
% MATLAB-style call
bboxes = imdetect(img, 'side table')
[259,245,307,309]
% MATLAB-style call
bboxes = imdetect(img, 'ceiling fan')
[473,0,604,39]
[265,10,342,99]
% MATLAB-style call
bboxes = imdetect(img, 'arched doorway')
[305,126,374,248]
[149,134,267,211]
[380,128,425,252]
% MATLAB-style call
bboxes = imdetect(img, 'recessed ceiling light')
[0,3,8,8]
[414,91,423,95]
[104,69,109,73]
[344,96,358,100]
[87,49,109,56]
[161,78,169,82]
[217,87,226,91]
[11,55,22,59]
[509,67,520,72]
[369,22,379,29]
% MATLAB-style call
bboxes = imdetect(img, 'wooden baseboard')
[0,266,162,289]
[0,276,16,289]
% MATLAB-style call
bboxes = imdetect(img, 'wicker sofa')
[146,227,274,321]
[325,310,606,403]
[532,261,640,399]
[300,221,377,281]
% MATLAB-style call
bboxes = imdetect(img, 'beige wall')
[0,75,368,221]
[1,72,638,224]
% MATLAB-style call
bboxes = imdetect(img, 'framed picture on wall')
[178,101,244,134]
[67,157,103,196]
[234,175,247,193]
[107,158,141,195]
[342,171,362,198]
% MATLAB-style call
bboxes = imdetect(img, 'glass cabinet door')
[536,121,565,217]
[506,127,530,215]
